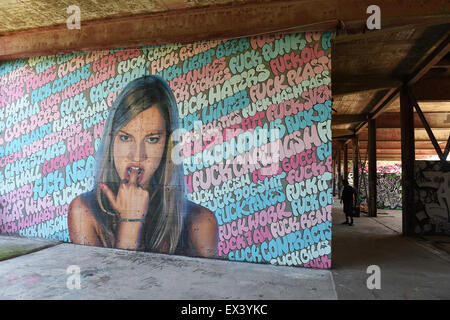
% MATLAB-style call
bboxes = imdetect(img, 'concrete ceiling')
[0,0,449,161]
[0,0,250,35]
[333,23,450,161]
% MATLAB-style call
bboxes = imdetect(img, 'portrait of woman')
[68,75,218,258]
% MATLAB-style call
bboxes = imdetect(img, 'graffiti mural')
[414,161,450,235]
[0,32,334,268]
[353,163,402,210]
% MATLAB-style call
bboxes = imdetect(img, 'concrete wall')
[0,32,334,268]
[414,161,450,235]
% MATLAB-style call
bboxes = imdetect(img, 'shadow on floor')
[330,200,450,299]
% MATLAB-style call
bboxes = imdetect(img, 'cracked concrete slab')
[0,243,337,300]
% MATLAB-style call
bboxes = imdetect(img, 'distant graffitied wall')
[0,31,334,269]
[352,163,402,210]
[414,161,450,235]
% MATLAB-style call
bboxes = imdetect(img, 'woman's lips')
[124,164,145,184]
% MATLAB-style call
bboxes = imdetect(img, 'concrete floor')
[331,202,450,299]
[0,199,449,300]
[0,242,336,300]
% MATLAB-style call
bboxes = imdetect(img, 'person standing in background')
[340,179,357,226]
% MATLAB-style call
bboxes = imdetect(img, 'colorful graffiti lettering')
[0,32,334,269]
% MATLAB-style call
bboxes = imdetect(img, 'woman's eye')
[119,135,131,142]
[146,136,160,144]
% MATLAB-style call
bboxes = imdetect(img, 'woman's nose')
[128,141,148,162]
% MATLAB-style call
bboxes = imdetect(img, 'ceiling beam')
[413,76,450,101]
[358,153,441,157]
[349,152,440,158]
[357,139,448,143]
[432,55,450,68]
[358,127,450,133]
[354,156,437,160]
[332,129,355,137]
[343,156,438,161]
[333,70,450,98]
[354,88,400,134]
[409,87,450,162]
[335,20,450,44]
[374,112,450,128]
[353,149,442,154]
[357,141,447,148]
[0,0,450,60]
[332,114,368,125]
[356,128,450,142]
[333,112,450,130]
[332,76,402,97]
[353,32,450,138]
[333,134,356,141]
[408,33,450,85]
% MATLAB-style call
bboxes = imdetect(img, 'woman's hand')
[99,168,149,220]
[99,169,150,250]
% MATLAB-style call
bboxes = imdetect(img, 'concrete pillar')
[343,143,348,181]
[337,144,342,197]
[400,86,415,236]
[368,118,377,217]
[352,136,359,198]
[332,150,337,196]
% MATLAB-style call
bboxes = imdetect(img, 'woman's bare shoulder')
[185,200,218,257]
[186,201,217,227]
[68,194,101,245]
[68,195,95,221]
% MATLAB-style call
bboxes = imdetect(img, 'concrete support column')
[337,144,342,197]
[368,118,377,217]
[343,143,348,181]
[332,150,337,196]
[400,86,415,236]
[352,136,359,198]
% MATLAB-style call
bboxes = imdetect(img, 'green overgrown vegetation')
[0,248,28,260]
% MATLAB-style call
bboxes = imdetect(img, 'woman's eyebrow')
[118,129,131,135]
[145,130,165,136]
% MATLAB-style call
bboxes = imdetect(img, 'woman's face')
[113,105,167,189]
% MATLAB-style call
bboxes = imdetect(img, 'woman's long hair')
[93,75,185,254]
